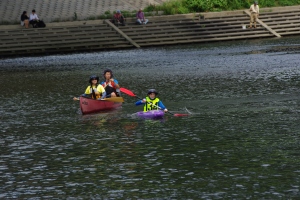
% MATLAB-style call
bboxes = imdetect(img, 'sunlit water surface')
[0,37,300,199]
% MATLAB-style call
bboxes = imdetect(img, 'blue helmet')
[148,89,158,95]
[103,69,113,78]
[89,75,99,83]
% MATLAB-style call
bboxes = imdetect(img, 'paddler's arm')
[74,86,94,100]
[158,101,168,112]
[98,91,106,100]
[97,85,107,100]
[135,99,146,105]
[113,79,120,88]
[73,93,89,101]
[113,79,121,96]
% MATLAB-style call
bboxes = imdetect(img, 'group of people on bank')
[73,69,168,112]
[21,8,148,28]
[111,8,149,27]
[21,9,45,28]
[20,1,259,30]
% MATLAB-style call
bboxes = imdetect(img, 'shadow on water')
[0,36,300,198]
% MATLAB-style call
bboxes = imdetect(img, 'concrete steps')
[258,9,300,36]
[0,42,133,56]
[259,9,300,18]
[1,6,300,57]
[118,14,272,47]
[0,23,133,56]
[135,34,273,46]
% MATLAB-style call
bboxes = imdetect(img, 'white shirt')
[250,4,259,14]
[29,13,39,21]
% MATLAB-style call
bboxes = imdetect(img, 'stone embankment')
[1,6,300,57]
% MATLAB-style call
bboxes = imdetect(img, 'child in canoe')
[135,89,168,112]
[73,75,106,100]
[100,69,121,98]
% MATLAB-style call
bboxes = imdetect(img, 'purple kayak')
[135,110,165,119]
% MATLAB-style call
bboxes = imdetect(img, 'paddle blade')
[103,97,124,103]
[120,87,136,97]
[173,113,189,117]
[165,111,189,117]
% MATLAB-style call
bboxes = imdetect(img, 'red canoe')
[80,97,123,114]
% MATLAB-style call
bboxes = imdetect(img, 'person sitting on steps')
[20,11,29,28]
[136,8,148,25]
[29,9,39,28]
[112,10,125,26]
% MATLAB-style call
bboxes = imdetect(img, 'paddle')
[73,96,124,103]
[120,87,189,117]
[103,97,124,102]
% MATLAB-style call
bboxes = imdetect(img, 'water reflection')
[0,36,300,198]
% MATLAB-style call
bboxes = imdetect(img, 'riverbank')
[1,5,300,58]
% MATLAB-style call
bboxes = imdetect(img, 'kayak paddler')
[135,89,168,112]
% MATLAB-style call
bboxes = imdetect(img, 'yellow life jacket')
[87,85,101,99]
[144,97,160,111]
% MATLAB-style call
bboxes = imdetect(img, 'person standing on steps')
[249,1,259,28]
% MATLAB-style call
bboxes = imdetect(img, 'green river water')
[0,36,300,199]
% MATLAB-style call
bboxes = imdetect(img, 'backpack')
[37,20,46,28]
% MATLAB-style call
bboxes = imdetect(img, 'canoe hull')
[136,110,164,119]
[80,97,122,114]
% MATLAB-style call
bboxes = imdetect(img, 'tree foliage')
[144,0,300,14]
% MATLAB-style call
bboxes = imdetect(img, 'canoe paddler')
[73,75,106,100]
[135,89,168,112]
[100,69,121,98]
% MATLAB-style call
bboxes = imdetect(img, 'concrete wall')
[0,0,168,23]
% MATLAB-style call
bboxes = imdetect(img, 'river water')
[1,36,300,199]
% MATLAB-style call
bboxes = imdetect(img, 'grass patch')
[144,0,300,13]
